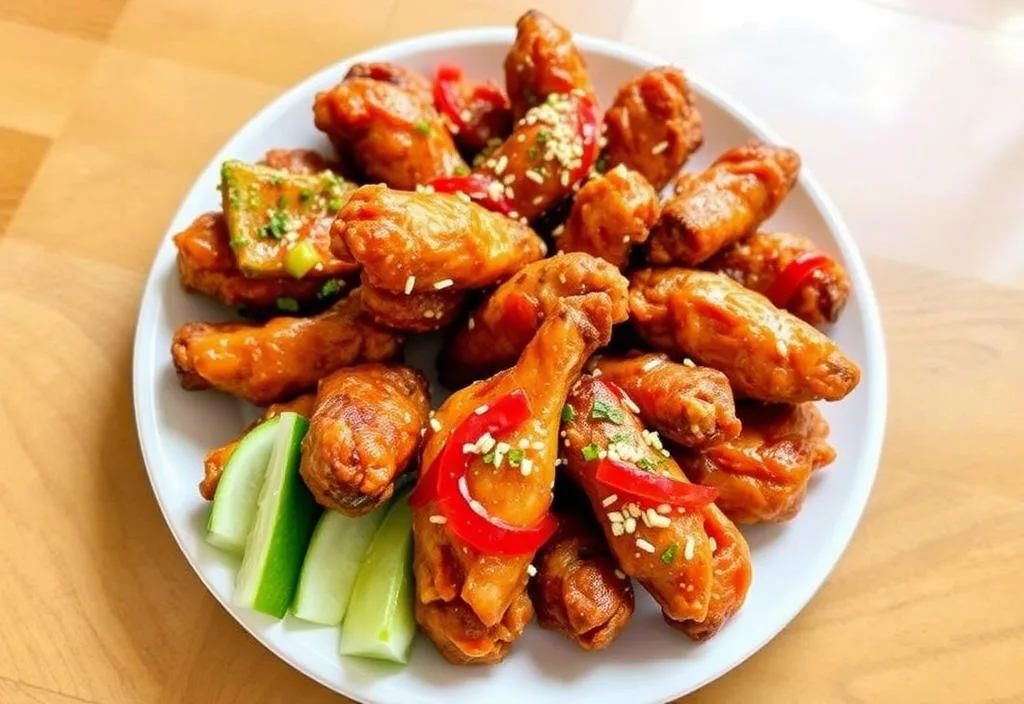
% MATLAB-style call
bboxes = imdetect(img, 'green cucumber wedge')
[233,412,321,618]
[292,505,388,625]
[338,491,416,664]
[206,416,281,555]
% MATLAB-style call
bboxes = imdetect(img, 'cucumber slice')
[339,491,416,664]
[233,412,321,618]
[292,505,388,625]
[206,416,281,554]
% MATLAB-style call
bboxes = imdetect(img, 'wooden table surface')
[2,0,1022,702]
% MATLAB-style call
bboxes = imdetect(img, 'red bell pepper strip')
[571,93,600,182]
[595,458,719,509]
[434,64,510,135]
[427,173,513,215]
[764,253,832,309]
[440,475,558,556]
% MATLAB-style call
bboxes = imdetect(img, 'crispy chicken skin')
[674,402,836,524]
[629,268,860,403]
[504,10,594,120]
[648,140,801,265]
[703,231,853,326]
[300,363,429,515]
[529,506,634,650]
[358,274,466,332]
[257,148,337,175]
[601,67,703,191]
[173,212,335,311]
[561,375,750,632]
[556,164,660,267]
[343,61,434,106]
[313,77,467,190]
[413,294,615,664]
[170,291,403,405]
[200,394,317,501]
[334,185,546,293]
[438,252,629,388]
[589,352,740,450]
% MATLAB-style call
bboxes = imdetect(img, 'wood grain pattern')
[0,0,1021,702]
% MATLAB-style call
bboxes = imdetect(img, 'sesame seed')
[776,339,788,356]
[683,358,696,368]
[531,441,544,451]
[429,418,442,432]
[627,503,641,518]
[560,170,570,186]
[487,180,504,201]
[505,186,516,199]
[624,517,637,534]
[592,368,602,377]
[495,155,508,175]
[526,564,537,577]
[456,190,473,203]
[709,537,718,553]
[598,449,608,460]
[429,515,447,524]
[468,317,475,330]
[642,357,664,373]
[690,424,700,435]
[677,507,687,514]
[496,441,511,454]
[649,513,671,528]
[620,393,640,414]
[420,427,426,437]
[651,140,669,155]
[477,433,496,453]
[525,170,545,184]
[563,438,570,447]
[520,459,534,476]
[404,275,416,294]
[611,522,625,537]
[607,511,624,523]
[602,493,619,507]
[636,538,656,553]
[684,537,696,560]
[645,507,659,524]
[423,310,436,319]
[503,173,516,184]
[639,510,651,527]
[474,404,489,415]
[517,133,526,143]
[656,503,671,514]
[552,224,564,237]
[518,438,530,450]
[462,443,479,454]
[614,569,627,579]
[558,272,567,284]
[532,196,544,205]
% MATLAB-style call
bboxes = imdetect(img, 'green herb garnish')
[536,129,550,145]
[454,163,470,176]
[636,457,660,472]
[298,188,314,204]
[590,400,624,424]
[482,450,497,465]
[561,405,576,423]
[581,443,601,462]
[507,449,525,467]
[327,196,343,213]
[229,235,249,247]
[609,433,630,444]
[317,279,343,300]
[661,543,679,564]
[414,119,432,136]
[276,297,300,312]
[526,146,539,161]
[260,209,291,239]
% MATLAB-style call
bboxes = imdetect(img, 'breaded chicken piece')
[334,185,546,293]
[358,272,466,333]
[629,268,860,403]
[343,62,434,106]
[702,231,852,326]
[556,164,660,268]
[170,290,403,405]
[412,294,614,665]
[504,10,594,120]
[648,140,801,265]
[257,148,338,175]
[313,77,467,189]
[601,67,703,191]
[589,352,740,449]
[300,363,429,516]
[674,402,836,524]
[438,252,629,388]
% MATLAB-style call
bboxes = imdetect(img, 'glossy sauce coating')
[601,67,703,191]
[313,77,467,189]
[439,252,628,387]
[334,185,546,292]
[300,363,429,515]
[257,147,338,175]
[648,140,801,265]
[556,164,660,267]
[629,268,860,403]
[590,352,740,449]
[343,61,434,105]
[413,294,614,664]
[358,273,466,333]
[703,230,852,325]
[170,291,403,405]
[674,402,836,524]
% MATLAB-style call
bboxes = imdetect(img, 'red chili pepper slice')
[440,478,558,556]
[595,458,719,509]
[471,82,510,110]
[572,94,600,183]
[433,64,468,134]
[427,173,513,215]
[764,253,832,309]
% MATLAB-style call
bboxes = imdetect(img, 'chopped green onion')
[561,405,576,423]
[327,196,343,213]
[661,543,678,564]
[284,241,320,279]
[482,450,496,465]
[590,400,624,424]
[507,449,525,467]
[276,297,300,313]
[317,279,343,300]
[414,120,432,136]
[260,209,291,239]
[453,164,470,176]
[298,188,314,204]
[581,443,601,462]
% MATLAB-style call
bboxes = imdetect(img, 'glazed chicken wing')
[439,252,629,388]
[504,10,594,120]
[703,231,852,326]
[170,290,403,405]
[555,164,660,267]
[648,140,801,265]
[589,352,740,449]
[358,273,467,332]
[334,185,546,293]
[343,61,434,106]
[200,393,317,500]
[674,402,836,524]
[300,363,429,515]
[433,66,514,154]
[629,268,860,403]
[601,67,703,191]
[529,501,634,650]
[313,77,467,189]
[412,293,615,665]
[561,375,751,633]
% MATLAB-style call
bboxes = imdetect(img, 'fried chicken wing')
[257,148,338,175]
[438,252,629,388]
[334,185,546,293]
[300,363,429,515]
[703,231,853,326]
[170,290,403,405]
[358,273,466,332]
[555,164,660,267]
[629,268,860,403]
[529,504,634,650]
[173,212,340,313]
[313,77,467,190]
[504,10,594,120]
[199,394,317,500]
[561,375,750,633]
[674,402,836,524]
[589,352,740,450]
[343,61,434,105]
[648,140,801,265]
[413,293,615,665]
[601,67,703,191]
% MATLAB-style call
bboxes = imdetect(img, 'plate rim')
[132,26,888,703]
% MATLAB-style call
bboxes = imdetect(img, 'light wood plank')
[0,677,95,704]
[0,126,49,233]
[0,0,127,41]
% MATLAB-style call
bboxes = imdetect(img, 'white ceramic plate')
[133,27,887,704]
